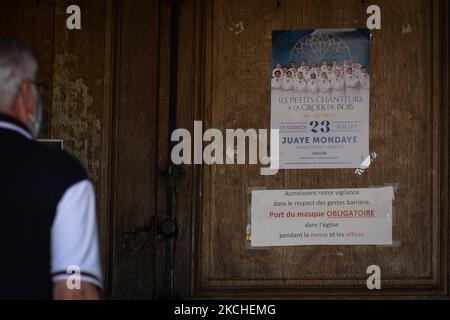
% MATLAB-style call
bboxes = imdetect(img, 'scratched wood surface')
[50,1,114,295]
[108,0,161,298]
[173,0,449,298]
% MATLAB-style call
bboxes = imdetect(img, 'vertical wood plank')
[109,0,160,299]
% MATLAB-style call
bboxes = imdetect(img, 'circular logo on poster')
[290,30,352,65]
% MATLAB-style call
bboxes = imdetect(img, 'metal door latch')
[159,164,185,181]
[158,218,178,238]
[121,226,153,252]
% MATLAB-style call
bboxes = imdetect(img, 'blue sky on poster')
[272,29,371,72]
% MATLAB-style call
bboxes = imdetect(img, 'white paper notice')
[251,187,394,247]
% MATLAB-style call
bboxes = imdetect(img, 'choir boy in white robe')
[272,63,283,77]
[299,60,308,74]
[303,66,311,81]
[293,72,307,92]
[281,71,294,90]
[281,67,289,78]
[342,58,350,72]
[271,70,282,89]
[321,60,329,73]
[289,62,297,73]
[310,62,320,76]
[331,60,339,72]
[306,73,320,93]
[326,64,335,80]
[351,62,360,77]
[319,72,332,93]
[331,69,345,91]
[344,68,360,88]
[358,66,370,89]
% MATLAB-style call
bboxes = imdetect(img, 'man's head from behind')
[0,37,41,137]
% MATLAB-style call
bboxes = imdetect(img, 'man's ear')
[15,80,34,125]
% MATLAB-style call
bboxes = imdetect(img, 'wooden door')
[172,0,449,299]
[2,0,447,299]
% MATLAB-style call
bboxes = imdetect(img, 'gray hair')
[0,37,38,111]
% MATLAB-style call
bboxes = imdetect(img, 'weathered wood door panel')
[108,0,161,298]
[174,0,449,298]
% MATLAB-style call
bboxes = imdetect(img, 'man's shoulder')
[28,140,89,182]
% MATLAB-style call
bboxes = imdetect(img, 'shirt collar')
[0,113,33,140]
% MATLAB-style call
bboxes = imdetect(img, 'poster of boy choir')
[271,29,371,169]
